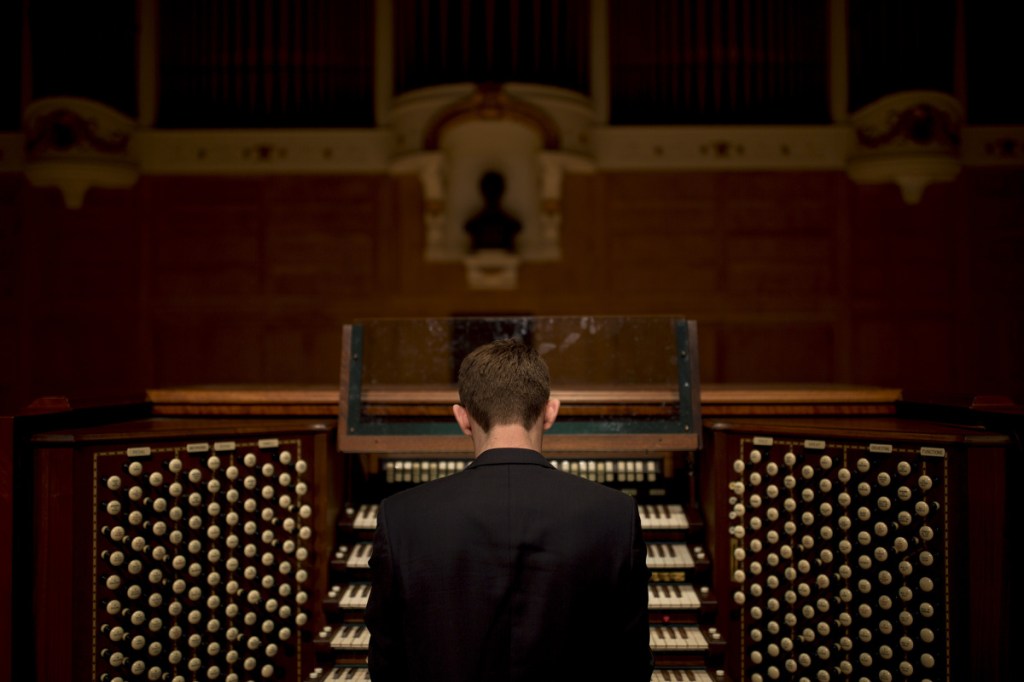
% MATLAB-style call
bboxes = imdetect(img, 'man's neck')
[472,423,543,456]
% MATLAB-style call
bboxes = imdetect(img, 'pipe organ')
[7,316,1013,682]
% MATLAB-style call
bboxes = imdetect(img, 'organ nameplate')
[258,438,280,449]
[920,446,946,458]
[213,441,236,451]
[186,443,210,453]
[804,440,826,450]
[869,443,893,453]
[126,447,151,458]
[753,436,773,446]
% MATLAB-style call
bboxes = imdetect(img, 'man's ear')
[453,404,473,437]
[541,398,560,431]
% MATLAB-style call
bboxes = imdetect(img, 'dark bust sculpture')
[465,171,521,253]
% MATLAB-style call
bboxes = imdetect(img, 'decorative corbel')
[23,97,139,209]
[846,91,963,205]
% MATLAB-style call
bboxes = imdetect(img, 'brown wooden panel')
[716,322,836,383]
[970,231,1024,302]
[604,171,718,207]
[0,416,10,682]
[265,207,377,296]
[28,312,144,402]
[851,235,957,298]
[262,175,381,205]
[719,198,797,231]
[724,262,835,295]
[963,168,1024,227]
[0,203,15,299]
[152,206,264,296]
[852,315,955,390]
[23,205,142,301]
[850,181,962,298]
[148,175,268,205]
[724,233,836,294]
[718,171,838,201]
[606,206,719,236]
[0,318,17,409]
[145,383,905,418]
[726,233,833,262]
[32,446,80,680]
[152,317,265,386]
[958,314,1024,399]
[264,325,344,384]
[608,234,721,293]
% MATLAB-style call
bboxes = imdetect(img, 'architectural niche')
[388,83,595,290]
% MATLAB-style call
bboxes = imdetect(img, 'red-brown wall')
[2,167,1021,412]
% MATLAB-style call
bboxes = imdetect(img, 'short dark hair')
[457,338,550,432]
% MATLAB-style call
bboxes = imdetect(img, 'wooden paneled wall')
[1,167,1021,411]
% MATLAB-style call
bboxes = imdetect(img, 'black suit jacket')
[366,448,653,682]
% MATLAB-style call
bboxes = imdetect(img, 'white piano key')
[346,542,372,569]
[353,504,378,530]
[639,504,689,530]
[646,543,695,569]
[648,625,708,651]
[328,667,371,682]
[339,583,371,609]
[651,669,714,682]
[330,624,370,650]
[329,625,350,648]
[648,583,700,609]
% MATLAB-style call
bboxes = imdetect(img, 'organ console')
[6,316,1013,682]
[306,316,725,681]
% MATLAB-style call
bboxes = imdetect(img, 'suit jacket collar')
[467,448,554,470]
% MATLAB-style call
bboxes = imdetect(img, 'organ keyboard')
[349,498,691,534]
[335,539,701,572]
[305,665,722,681]
[639,503,690,530]
[652,669,719,682]
[649,583,702,609]
[650,625,711,650]
[335,541,373,569]
[326,455,723,672]
[313,666,372,681]
[329,580,701,614]
[334,583,371,610]
[351,503,379,530]
[327,623,371,650]
[647,542,698,569]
